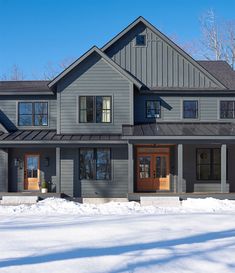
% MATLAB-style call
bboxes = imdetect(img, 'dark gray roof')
[0,130,123,144]
[0,81,53,95]
[198,61,235,90]
[123,123,235,137]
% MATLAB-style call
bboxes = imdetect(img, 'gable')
[103,18,226,90]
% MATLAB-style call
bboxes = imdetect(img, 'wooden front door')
[24,154,40,191]
[136,147,170,191]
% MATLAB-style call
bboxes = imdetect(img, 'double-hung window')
[183,100,198,119]
[18,102,48,126]
[79,148,111,180]
[79,96,112,123]
[220,101,235,119]
[146,100,161,118]
[196,148,221,180]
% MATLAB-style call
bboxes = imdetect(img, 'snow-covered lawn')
[0,198,235,273]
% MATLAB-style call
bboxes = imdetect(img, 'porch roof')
[122,122,235,140]
[0,130,124,144]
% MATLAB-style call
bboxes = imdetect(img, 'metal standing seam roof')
[0,130,123,143]
[122,123,235,137]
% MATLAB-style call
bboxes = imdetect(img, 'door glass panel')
[156,156,167,178]
[139,156,150,178]
[26,156,38,178]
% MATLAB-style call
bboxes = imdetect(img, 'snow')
[0,198,235,272]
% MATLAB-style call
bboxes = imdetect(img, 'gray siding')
[8,148,56,192]
[105,22,220,89]
[135,94,235,123]
[58,52,132,134]
[0,95,57,131]
[0,149,8,191]
[59,146,128,198]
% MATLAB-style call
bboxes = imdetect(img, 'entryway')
[24,154,40,191]
[136,146,170,192]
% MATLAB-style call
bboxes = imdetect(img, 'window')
[196,148,221,180]
[146,100,161,118]
[18,102,48,126]
[183,100,198,119]
[220,101,235,119]
[79,96,112,123]
[80,148,111,180]
[135,34,146,46]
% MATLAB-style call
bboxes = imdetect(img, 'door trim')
[24,154,40,191]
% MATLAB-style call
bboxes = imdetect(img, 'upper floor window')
[135,34,146,46]
[79,96,112,123]
[183,100,198,119]
[18,102,48,126]
[146,100,161,118]
[220,101,235,119]
[79,148,111,180]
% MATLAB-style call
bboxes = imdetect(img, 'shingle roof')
[123,123,235,137]
[0,81,53,95]
[197,61,235,90]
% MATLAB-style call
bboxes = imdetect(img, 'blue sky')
[0,0,234,79]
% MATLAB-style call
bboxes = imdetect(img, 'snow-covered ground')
[0,198,235,273]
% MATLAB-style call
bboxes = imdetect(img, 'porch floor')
[128,192,235,201]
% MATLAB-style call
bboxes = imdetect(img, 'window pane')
[139,156,151,178]
[79,97,94,123]
[213,164,221,180]
[79,149,95,179]
[34,115,48,126]
[197,165,211,180]
[19,102,32,114]
[146,100,161,118]
[220,101,235,119]
[35,102,48,114]
[197,149,210,164]
[136,34,146,46]
[213,149,221,164]
[96,148,111,180]
[183,101,198,119]
[96,97,111,123]
[19,115,33,126]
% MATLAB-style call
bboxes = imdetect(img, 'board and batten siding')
[0,95,57,131]
[58,52,133,134]
[59,146,128,198]
[105,22,220,89]
[0,149,8,191]
[135,94,235,123]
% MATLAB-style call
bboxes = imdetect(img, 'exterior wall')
[0,148,8,191]
[60,145,128,198]
[0,95,57,131]
[135,93,235,123]
[183,144,235,193]
[8,148,56,192]
[105,22,219,89]
[58,52,133,134]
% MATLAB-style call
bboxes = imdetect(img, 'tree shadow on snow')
[1,229,235,270]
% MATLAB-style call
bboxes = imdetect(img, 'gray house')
[1,16,235,201]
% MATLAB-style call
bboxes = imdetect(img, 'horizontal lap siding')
[0,95,57,130]
[135,95,235,123]
[59,55,132,134]
[81,146,128,198]
[105,22,219,89]
[0,149,8,191]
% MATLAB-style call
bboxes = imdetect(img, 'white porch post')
[128,143,134,194]
[221,144,227,193]
[177,144,184,193]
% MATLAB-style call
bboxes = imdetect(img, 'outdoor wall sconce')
[14,158,23,169]
[44,157,50,167]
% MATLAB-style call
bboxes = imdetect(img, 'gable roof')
[198,61,235,90]
[0,81,53,95]
[48,46,143,90]
[102,16,227,90]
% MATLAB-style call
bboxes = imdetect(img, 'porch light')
[14,158,19,167]
[44,157,50,167]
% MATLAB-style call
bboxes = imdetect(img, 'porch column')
[221,144,227,193]
[177,144,184,193]
[56,147,61,193]
[128,143,134,193]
